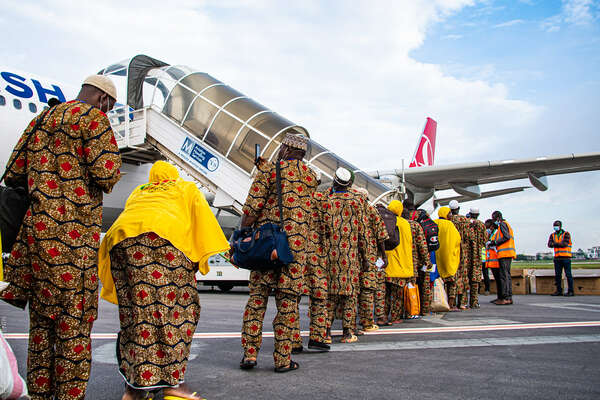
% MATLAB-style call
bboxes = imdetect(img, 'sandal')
[340,333,358,343]
[240,356,257,370]
[362,324,379,332]
[274,360,299,373]
[376,319,392,326]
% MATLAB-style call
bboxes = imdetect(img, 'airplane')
[3,66,600,217]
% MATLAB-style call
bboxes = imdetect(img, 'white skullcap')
[83,75,117,100]
[470,207,479,214]
[334,167,352,186]
[449,200,459,210]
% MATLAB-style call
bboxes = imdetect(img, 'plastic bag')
[0,330,28,399]
[430,277,450,312]
[403,282,420,317]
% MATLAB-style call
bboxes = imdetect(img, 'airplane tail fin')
[409,117,437,168]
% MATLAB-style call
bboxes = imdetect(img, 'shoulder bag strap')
[1,108,52,183]
[276,160,283,226]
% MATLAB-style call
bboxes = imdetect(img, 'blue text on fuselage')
[1,71,66,103]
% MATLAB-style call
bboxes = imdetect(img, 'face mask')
[554,226,560,232]
[486,228,491,235]
[494,220,499,226]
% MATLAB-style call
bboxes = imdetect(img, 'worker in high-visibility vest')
[548,220,574,296]
[488,210,516,305]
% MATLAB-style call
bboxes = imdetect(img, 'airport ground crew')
[467,207,486,308]
[239,133,317,372]
[548,220,574,296]
[356,191,388,331]
[384,201,414,323]
[485,219,501,299]
[0,75,122,400]
[489,210,516,305]
[324,168,367,343]
[436,207,461,310]
[448,200,475,310]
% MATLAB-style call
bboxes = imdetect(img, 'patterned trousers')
[358,289,376,327]
[241,286,298,368]
[27,307,93,400]
[110,233,199,389]
[417,270,431,315]
[374,270,387,321]
[384,281,406,321]
[444,275,457,307]
[327,294,357,331]
[291,297,329,347]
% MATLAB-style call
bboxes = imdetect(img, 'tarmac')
[1,288,600,400]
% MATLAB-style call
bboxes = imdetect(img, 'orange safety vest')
[486,246,499,268]
[553,231,572,258]
[492,220,516,259]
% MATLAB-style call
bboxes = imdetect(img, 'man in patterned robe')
[407,219,433,315]
[467,207,486,308]
[240,133,317,372]
[323,168,366,343]
[0,75,122,400]
[448,200,476,310]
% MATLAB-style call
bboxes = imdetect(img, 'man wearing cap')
[240,133,318,372]
[548,220,574,296]
[1,75,122,399]
[467,207,486,308]
[322,167,367,343]
[448,200,475,310]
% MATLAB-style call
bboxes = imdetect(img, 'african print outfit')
[110,233,199,389]
[1,100,122,400]
[449,214,475,308]
[408,220,432,315]
[240,159,317,368]
[318,189,366,331]
[468,218,486,307]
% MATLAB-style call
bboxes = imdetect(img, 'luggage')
[376,204,400,250]
[0,330,28,399]
[404,282,420,317]
[430,277,450,312]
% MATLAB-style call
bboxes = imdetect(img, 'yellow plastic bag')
[431,277,450,312]
[403,282,420,317]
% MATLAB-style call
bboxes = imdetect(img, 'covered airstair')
[99,55,395,216]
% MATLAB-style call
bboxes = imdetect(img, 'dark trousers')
[490,267,501,297]
[554,258,574,293]
[498,258,513,300]
[482,264,490,292]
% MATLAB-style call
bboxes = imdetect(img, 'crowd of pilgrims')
[0,75,509,400]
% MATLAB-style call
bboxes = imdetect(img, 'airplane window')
[0,95,5,106]
[13,99,22,110]
[29,103,37,113]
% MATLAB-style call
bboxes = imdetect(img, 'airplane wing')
[370,152,600,204]
[433,186,530,207]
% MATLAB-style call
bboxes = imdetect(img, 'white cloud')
[442,34,464,40]
[540,0,598,31]
[494,19,525,28]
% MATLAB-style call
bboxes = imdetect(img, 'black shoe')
[564,292,575,297]
[291,345,304,354]
[240,356,257,370]
[308,339,330,352]
[551,291,563,296]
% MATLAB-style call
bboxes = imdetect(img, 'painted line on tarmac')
[329,334,600,352]
[4,320,600,340]
[530,303,600,313]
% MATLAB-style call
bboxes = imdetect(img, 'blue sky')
[1,0,599,254]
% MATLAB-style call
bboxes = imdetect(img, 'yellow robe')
[98,161,229,304]
[435,218,461,278]
[384,200,414,278]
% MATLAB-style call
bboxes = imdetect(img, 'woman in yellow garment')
[435,207,461,311]
[384,200,414,323]
[98,161,229,400]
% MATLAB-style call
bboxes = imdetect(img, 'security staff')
[548,220,574,296]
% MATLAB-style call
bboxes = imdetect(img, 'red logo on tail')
[409,117,437,167]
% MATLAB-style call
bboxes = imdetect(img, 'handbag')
[430,277,450,312]
[231,161,294,271]
[0,110,49,252]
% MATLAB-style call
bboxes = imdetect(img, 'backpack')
[419,217,440,252]
[376,204,400,250]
